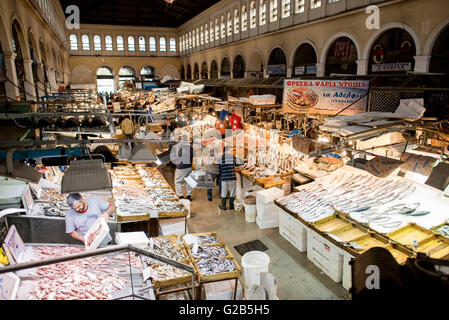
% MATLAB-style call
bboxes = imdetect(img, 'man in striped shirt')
[218,145,242,210]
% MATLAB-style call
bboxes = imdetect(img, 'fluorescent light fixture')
[61,159,112,194]
[118,143,156,162]
[0,160,42,184]
[155,149,171,166]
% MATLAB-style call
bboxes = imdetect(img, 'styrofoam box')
[342,253,355,291]
[289,217,308,252]
[311,233,344,283]
[115,232,150,248]
[256,203,279,218]
[84,217,110,251]
[158,218,186,236]
[201,280,243,300]
[256,187,284,205]
[256,215,279,230]
[278,210,307,252]
[306,228,326,270]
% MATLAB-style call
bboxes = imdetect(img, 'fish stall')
[111,164,188,235]
[275,152,449,290]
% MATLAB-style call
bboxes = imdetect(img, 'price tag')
[3,225,26,263]
[0,272,20,300]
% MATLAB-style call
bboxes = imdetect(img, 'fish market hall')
[0,0,449,303]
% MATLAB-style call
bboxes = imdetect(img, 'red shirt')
[230,113,242,130]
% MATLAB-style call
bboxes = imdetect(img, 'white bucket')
[244,204,256,223]
[241,251,270,288]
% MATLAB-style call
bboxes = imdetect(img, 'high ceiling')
[59,0,221,28]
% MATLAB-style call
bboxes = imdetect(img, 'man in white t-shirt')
[65,193,115,246]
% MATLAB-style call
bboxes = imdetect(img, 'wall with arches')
[0,0,70,102]
[179,0,449,78]
[69,55,181,88]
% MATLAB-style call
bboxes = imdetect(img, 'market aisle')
[160,166,350,300]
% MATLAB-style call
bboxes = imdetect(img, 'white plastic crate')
[278,210,307,252]
[115,232,149,248]
[201,280,243,300]
[256,203,279,219]
[84,217,110,251]
[256,187,284,205]
[256,214,279,230]
[342,253,354,291]
[158,218,186,236]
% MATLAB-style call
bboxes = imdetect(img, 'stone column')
[36,63,46,98]
[414,55,431,73]
[3,52,20,101]
[286,65,293,78]
[48,67,57,94]
[316,62,325,77]
[23,59,37,101]
[356,59,369,75]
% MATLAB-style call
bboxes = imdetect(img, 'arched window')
[141,66,155,80]
[192,30,196,47]
[215,18,219,40]
[325,37,358,76]
[70,34,78,50]
[250,2,257,29]
[160,37,166,52]
[205,25,209,44]
[430,25,449,74]
[97,66,115,94]
[187,64,192,79]
[221,16,225,38]
[259,1,267,26]
[295,0,305,13]
[117,36,124,51]
[241,6,248,31]
[82,35,90,50]
[201,62,208,79]
[368,28,416,75]
[233,55,246,78]
[105,36,113,51]
[270,0,278,22]
[200,26,204,45]
[196,28,200,46]
[149,37,156,52]
[227,12,232,36]
[139,37,146,51]
[221,57,231,78]
[234,9,239,34]
[210,60,219,79]
[292,43,317,76]
[311,0,321,9]
[282,0,291,18]
[119,66,136,87]
[189,32,192,49]
[127,36,135,51]
[170,38,176,52]
[268,47,287,77]
[94,35,101,51]
[194,63,199,80]
[180,65,185,80]
[210,21,214,42]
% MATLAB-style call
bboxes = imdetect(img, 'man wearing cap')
[65,193,115,246]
